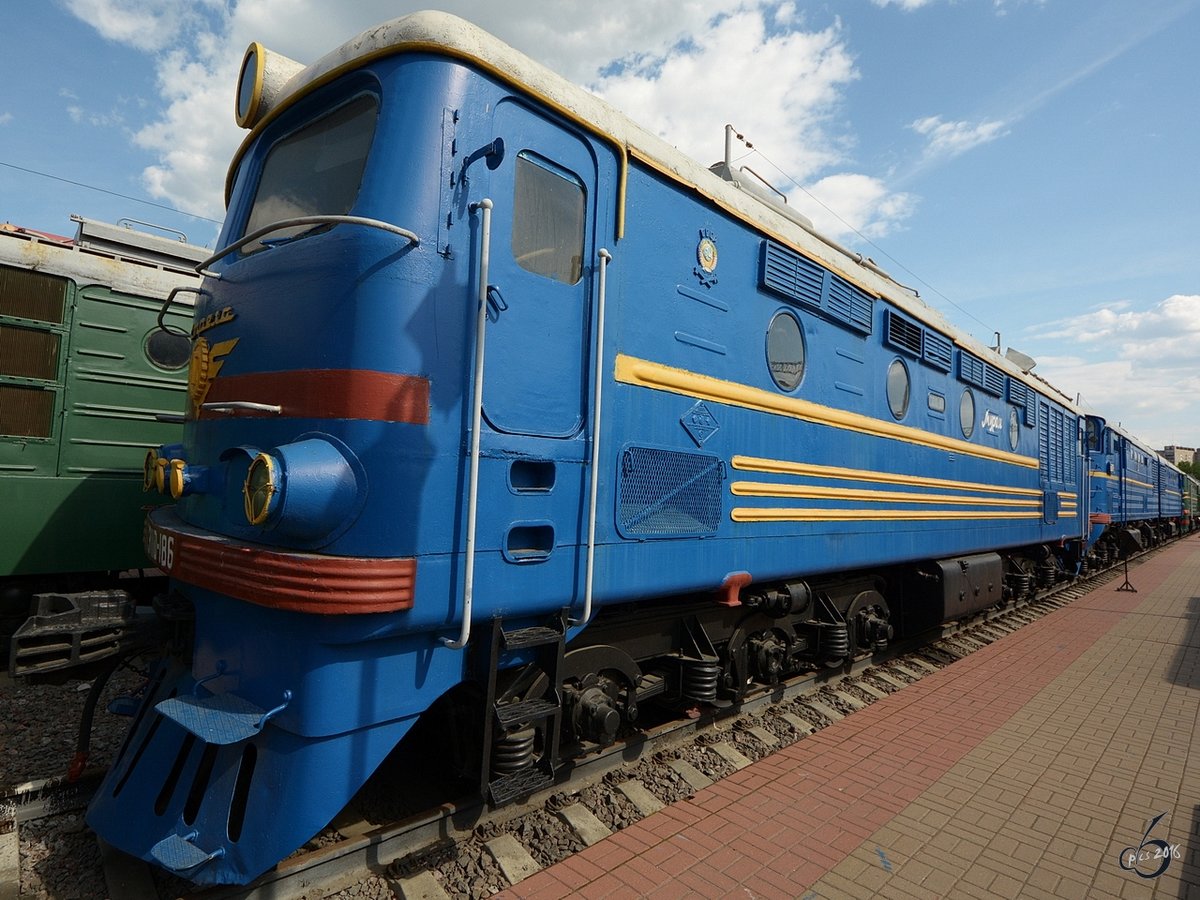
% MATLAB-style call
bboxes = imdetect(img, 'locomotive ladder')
[477,611,567,806]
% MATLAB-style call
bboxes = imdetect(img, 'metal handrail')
[573,248,612,626]
[194,214,421,277]
[443,199,493,651]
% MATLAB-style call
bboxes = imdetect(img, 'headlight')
[143,449,159,492]
[243,452,279,525]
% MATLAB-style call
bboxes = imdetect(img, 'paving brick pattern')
[500,537,1200,899]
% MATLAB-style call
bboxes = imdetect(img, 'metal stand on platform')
[1116,556,1138,593]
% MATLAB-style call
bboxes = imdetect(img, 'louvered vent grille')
[0,325,60,381]
[826,276,874,334]
[761,242,823,310]
[886,311,923,356]
[1008,379,1029,407]
[0,384,54,437]
[0,265,68,324]
[923,331,953,372]
[760,241,873,335]
[959,352,986,389]
[618,447,722,536]
[983,365,1006,397]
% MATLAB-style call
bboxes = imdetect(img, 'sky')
[2,0,1198,450]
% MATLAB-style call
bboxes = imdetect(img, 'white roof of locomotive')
[0,217,203,301]
[238,10,1077,413]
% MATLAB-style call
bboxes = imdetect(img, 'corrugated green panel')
[1,474,169,576]
[58,287,189,476]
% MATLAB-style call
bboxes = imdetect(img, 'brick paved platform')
[501,537,1200,899]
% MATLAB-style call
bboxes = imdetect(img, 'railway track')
[3,546,1155,898]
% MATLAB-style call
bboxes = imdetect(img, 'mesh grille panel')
[0,265,68,324]
[618,447,722,536]
[0,384,55,437]
[0,324,61,380]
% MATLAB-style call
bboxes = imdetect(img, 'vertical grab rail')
[572,248,612,626]
[444,199,493,650]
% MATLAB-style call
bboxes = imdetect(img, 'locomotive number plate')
[143,518,178,573]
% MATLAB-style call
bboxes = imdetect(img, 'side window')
[511,152,585,284]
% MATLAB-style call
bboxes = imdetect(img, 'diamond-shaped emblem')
[681,401,719,446]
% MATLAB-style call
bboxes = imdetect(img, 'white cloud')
[1040,294,1200,348]
[62,0,913,234]
[870,0,941,9]
[789,173,917,240]
[0,113,12,126]
[591,6,857,181]
[61,0,219,53]
[911,115,1009,159]
[1031,294,1200,446]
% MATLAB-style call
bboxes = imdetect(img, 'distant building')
[1161,445,1196,465]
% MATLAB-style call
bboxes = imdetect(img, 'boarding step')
[156,693,269,745]
[501,625,562,650]
[488,763,555,806]
[495,697,559,729]
[149,832,223,873]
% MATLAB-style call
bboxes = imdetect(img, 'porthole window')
[1008,407,1020,451]
[145,329,192,370]
[886,359,910,419]
[960,389,976,438]
[766,311,805,392]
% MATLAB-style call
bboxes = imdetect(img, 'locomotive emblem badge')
[682,400,720,446]
[187,336,239,416]
[694,228,719,287]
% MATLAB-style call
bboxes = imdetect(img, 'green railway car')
[1,216,203,674]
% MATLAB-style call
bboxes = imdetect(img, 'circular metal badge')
[697,236,718,273]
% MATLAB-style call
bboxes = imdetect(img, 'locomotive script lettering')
[981,410,1004,434]
[143,520,176,572]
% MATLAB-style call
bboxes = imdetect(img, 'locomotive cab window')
[241,93,378,253]
[511,152,585,284]
[766,310,805,392]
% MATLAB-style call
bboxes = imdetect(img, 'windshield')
[242,93,378,253]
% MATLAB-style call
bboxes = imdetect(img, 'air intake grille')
[1008,379,1029,407]
[923,331,953,372]
[760,241,823,310]
[0,265,68,324]
[0,384,54,437]
[618,447,722,537]
[0,324,61,381]
[885,311,923,357]
[826,276,874,334]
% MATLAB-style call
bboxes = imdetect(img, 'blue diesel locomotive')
[87,12,1193,884]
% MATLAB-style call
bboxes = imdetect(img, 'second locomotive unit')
[88,12,1192,884]
[1,216,200,675]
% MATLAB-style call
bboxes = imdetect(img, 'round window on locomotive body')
[960,388,976,439]
[766,310,806,392]
[886,358,910,420]
[144,329,192,371]
[1009,407,1021,451]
